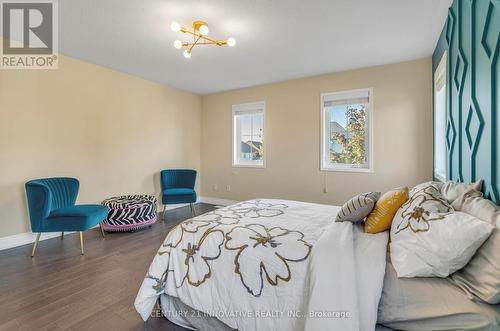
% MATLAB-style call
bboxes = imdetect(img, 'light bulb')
[226,37,236,47]
[170,21,181,32]
[183,50,192,58]
[173,40,183,49]
[199,24,209,36]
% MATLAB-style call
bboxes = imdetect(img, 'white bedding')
[135,199,388,331]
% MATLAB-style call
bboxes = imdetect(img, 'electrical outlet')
[226,185,231,191]
[213,184,218,191]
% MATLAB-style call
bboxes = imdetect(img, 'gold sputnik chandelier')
[170,20,236,58]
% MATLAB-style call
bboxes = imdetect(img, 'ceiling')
[59,0,452,95]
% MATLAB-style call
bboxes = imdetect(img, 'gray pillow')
[378,260,500,330]
[441,180,483,203]
[451,190,500,304]
[336,192,381,223]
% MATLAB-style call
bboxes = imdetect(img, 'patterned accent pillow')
[409,181,444,197]
[390,185,493,278]
[364,187,409,234]
[391,185,452,235]
[335,192,381,223]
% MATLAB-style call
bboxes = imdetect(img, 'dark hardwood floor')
[0,203,217,331]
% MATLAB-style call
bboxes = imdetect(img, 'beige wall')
[201,58,433,205]
[0,56,432,238]
[0,54,201,237]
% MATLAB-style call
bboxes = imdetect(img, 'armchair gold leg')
[162,205,166,222]
[190,203,196,216]
[31,233,41,257]
[61,232,64,240]
[79,232,84,255]
[99,224,105,238]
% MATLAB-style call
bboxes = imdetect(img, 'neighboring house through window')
[232,102,265,167]
[320,88,373,172]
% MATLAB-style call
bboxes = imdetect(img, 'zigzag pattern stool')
[102,195,157,232]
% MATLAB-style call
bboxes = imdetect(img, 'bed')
[135,199,388,331]
[156,295,394,331]
[135,198,500,331]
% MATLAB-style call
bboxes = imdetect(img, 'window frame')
[320,88,374,173]
[433,51,448,182]
[232,101,266,168]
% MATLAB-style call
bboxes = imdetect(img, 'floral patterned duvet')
[135,199,389,331]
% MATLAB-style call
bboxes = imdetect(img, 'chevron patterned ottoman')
[101,195,157,232]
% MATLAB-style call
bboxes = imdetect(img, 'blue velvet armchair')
[160,169,197,220]
[25,177,109,256]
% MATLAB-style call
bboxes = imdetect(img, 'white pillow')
[390,185,493,278]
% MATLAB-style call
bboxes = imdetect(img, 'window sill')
[320,166,374,173]
[232,163,266,169]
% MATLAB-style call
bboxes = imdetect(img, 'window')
[434,51,447,181]
[232,102,265,167]
[320,88,373,172]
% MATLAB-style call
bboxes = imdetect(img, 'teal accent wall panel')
[433,0,500,204]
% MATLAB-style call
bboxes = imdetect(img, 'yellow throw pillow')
[365,187,409,234]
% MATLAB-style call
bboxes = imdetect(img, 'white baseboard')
[159,197,235,211]
[162,202,192,211]
[0,197,239,251]
[199,196,239,206]
[0,229,90,252]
